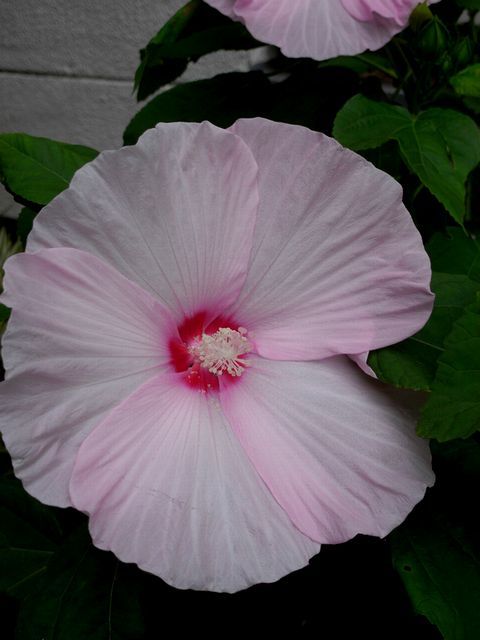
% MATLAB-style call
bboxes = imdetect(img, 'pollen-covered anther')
[189,327,253,377]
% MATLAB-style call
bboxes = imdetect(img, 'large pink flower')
[0,119,434,592]
[206,0,441,60]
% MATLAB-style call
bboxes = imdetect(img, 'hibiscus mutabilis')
[205,0,442,60]
[0,118,434,592]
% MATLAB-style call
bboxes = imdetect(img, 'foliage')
[0,0,479,637]
[391,437,480,640]
[333,96,480,225]
[0,134,97,208]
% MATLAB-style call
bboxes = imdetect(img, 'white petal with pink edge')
[0,248,174,507]
[220,355,434,544]
[227,118,433,361]
[27,122,259,323]
[69,374,319,593]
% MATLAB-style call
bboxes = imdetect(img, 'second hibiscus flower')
[205,0,442,60]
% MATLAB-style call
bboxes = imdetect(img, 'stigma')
[189,327,253,377]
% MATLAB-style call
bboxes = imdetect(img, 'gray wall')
[0,0,250,216]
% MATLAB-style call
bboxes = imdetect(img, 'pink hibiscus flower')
[206,0,441,60]
[0,119,434,592]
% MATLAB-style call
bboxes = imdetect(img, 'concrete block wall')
[0,0,251,217]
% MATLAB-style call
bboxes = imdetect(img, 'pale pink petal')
[0,248,175,507]
[206,0,440,60]
[350,352,378,378]
[220,356,434,544]
[27,122,258,322]
[227,118,433,360]
[206,0,237,19]
[207,0,397,61]
[69,374,319,593]
[342,0,425,27]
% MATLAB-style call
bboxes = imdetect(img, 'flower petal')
[27,122,259,321]
[0,248,174,507]
[227,118,433,360]
[206,0,237,19]
[341,0,425,27]
[208,1,441,60]
[69,374,319,593]
[207,0,400,60]
[350,352,378,378]
[220,356,434,544]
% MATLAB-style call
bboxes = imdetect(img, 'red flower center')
[169,311,253,392]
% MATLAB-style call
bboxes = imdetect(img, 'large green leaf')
[0,303,10,325]
[450,64,480,98]
[431,437,480,481]
[370,231,480,434]
[16,526,145,640]
[417,298,480,440]
[124,71,270,145]
[368,272,480,390]
[0,477,61,599]
[367,337,439,391]
[391,512,480,640]
[16,207,37,247]
[135,0,196,100]
[135,0,259,100]
[428,228,480,280]
[333,96,410,149]
[0,134,98,206]
[450,63,480,114]
[391,437,480,640]
[318,52,397,77]
[0,470,144,637]
[455,0,480,9]
[333,95,480,224]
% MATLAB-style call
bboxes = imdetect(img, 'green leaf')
[146,22,258,61]
[0,303,10,324]
[17,207,37,247]
[318,52,397,77]
[417,298,480,440]
[463,97,480,114]
[16,525,145,640]
[391,437,480,640]
[134,0,196,100]
[135,0,259,100]
[393,106,480,225]
[368,272,480,390]
[450,64,480,99]
[450,64,480,113]
[124,71,270,145]
[431,437,480,481]
[333,95,480,224]
[0,477,61,598]
[409,2,434,28]
[391,512,480,640]
[455,0,480,9]
[333,96,410,149]
[368,338,438,390]
[428,228,480,281]
[371,231,480,435]
[261,65,359,135]
[0,134,98,206]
